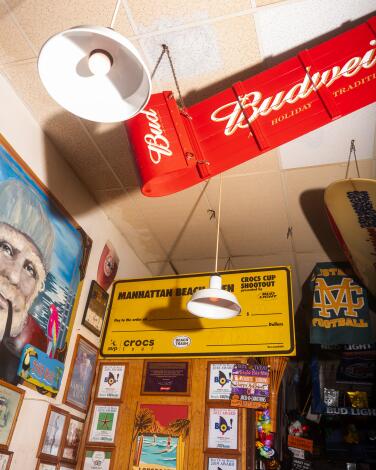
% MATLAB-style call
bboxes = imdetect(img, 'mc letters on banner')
[125,16,376,197]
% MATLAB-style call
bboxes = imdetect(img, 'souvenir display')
[0,379,25,448]
[61,416,84,463]
[38,406,69,461]
[142,361,189,394]
[207,363,236,401]
[83,448,115,470]
[82,281,109,337]
[63,335,98,412]
[88,405,119,445]
[206,407,239,452]
[96,362,126,401]
[0,450,12,470]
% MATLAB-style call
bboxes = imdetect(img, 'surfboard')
[324,178,376,298]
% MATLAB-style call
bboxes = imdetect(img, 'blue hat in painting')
[0,178,54,270]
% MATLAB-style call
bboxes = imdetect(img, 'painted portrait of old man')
[0,136,90,387]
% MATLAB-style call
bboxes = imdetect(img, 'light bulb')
[88,49,113,76]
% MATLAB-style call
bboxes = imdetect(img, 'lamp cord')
[110,0,122,29]
[214,174,223,273]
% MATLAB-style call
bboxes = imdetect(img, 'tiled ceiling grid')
[0,0,375,309]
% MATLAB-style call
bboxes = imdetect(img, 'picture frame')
[82,281,109,337]
[87,404,120,445]
[205,406,241,454]
[205,454,240,470]
[0,379,25,449]
[207,362,239,402]
[141,360,190,395]
[83,446,115,470]
[61,415,84,463]
[63,335,99,413]
[95,361,126,401]
[58,463,75,470]
[38,406,69,462]
[0,449,13,470]
[35,461,58,470]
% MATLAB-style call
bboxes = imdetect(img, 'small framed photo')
[0,450,13,470]
[63,335,99,413]
[82,280,109,337]
[0,379,25,449]
[83,447,115,470]
[205,407,241,453]
[207,362,238,401]
[205,455,239,470]
[36,460,58,470]
[95,362,126,401]
[142,360,190,395]
[61,415,84,463]
[88,404,119,445]
[38,406,69,462]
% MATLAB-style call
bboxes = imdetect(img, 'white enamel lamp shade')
[38,25,151,123]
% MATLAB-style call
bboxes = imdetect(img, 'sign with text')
[101,267,294,358]
[125,16,376,197]
[230,364,270,409]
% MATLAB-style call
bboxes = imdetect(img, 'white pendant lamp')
[187,175,241,319]
[38,1,151,123]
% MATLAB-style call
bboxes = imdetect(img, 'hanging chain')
[345,139,360,179]
[151,44,187,111]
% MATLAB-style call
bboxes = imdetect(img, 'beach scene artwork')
[132,404,189,470]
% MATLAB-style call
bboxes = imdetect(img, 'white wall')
[0,72,151,469]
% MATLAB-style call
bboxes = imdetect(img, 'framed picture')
[207,362,238,401]
[0,379,25,448]
[82,281,109,337]
[38,406,69,462]
[58,464,75,470]
[142,361,190,395]
[0,450,13,470]
[61,415,84,463]
[0,135,91,393]
[205,455,239,470]
[35,462,57,470]
[205,407,240,453]
[133,404,190,470]
[88,404,120,445]
[83,447,115,470]
[63,335,98,412]
[95,362,126,401]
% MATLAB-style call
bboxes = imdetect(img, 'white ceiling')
[0,0,375,309]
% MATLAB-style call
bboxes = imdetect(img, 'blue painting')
[0,136,91,392]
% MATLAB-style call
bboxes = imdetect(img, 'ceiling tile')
[254,0,376,59]
[146,261,177,276]
[0,0,35,64]
[6,0,134,54]
[205,173,291,256]
[283,159,375,254]
[139,14,261,104]
[95,189,167,263]
[83,121,140,188]
[127,0,251,34]
[295,252,337,288]
[280,105,376,169]
[224,148,280,176]
[172,257,229,274]
[256,0,284,5]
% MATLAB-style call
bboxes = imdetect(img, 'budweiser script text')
[211,40,376,136]
[140,108,172,164]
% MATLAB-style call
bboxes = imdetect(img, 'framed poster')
[0,450,13,470]
[82,281,109,337]
[61,415,84,463]
[88,404,119,445]
[83,447,115,470]
[63,335,98,412]
[0,135,91,392]
[36,462,57,470]
[207,363,237,401]
[205,407,240,453]
[142,361,190,395]
[205,455,239,470]
[38,406,69,461]
[95,362,126,401]
[133,404,190,470]
[0,379,25,448]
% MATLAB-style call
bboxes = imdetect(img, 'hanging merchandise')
[310,262,374,345]
[255,409,279,466]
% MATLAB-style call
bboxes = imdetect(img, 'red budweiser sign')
[125,16,376,197]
